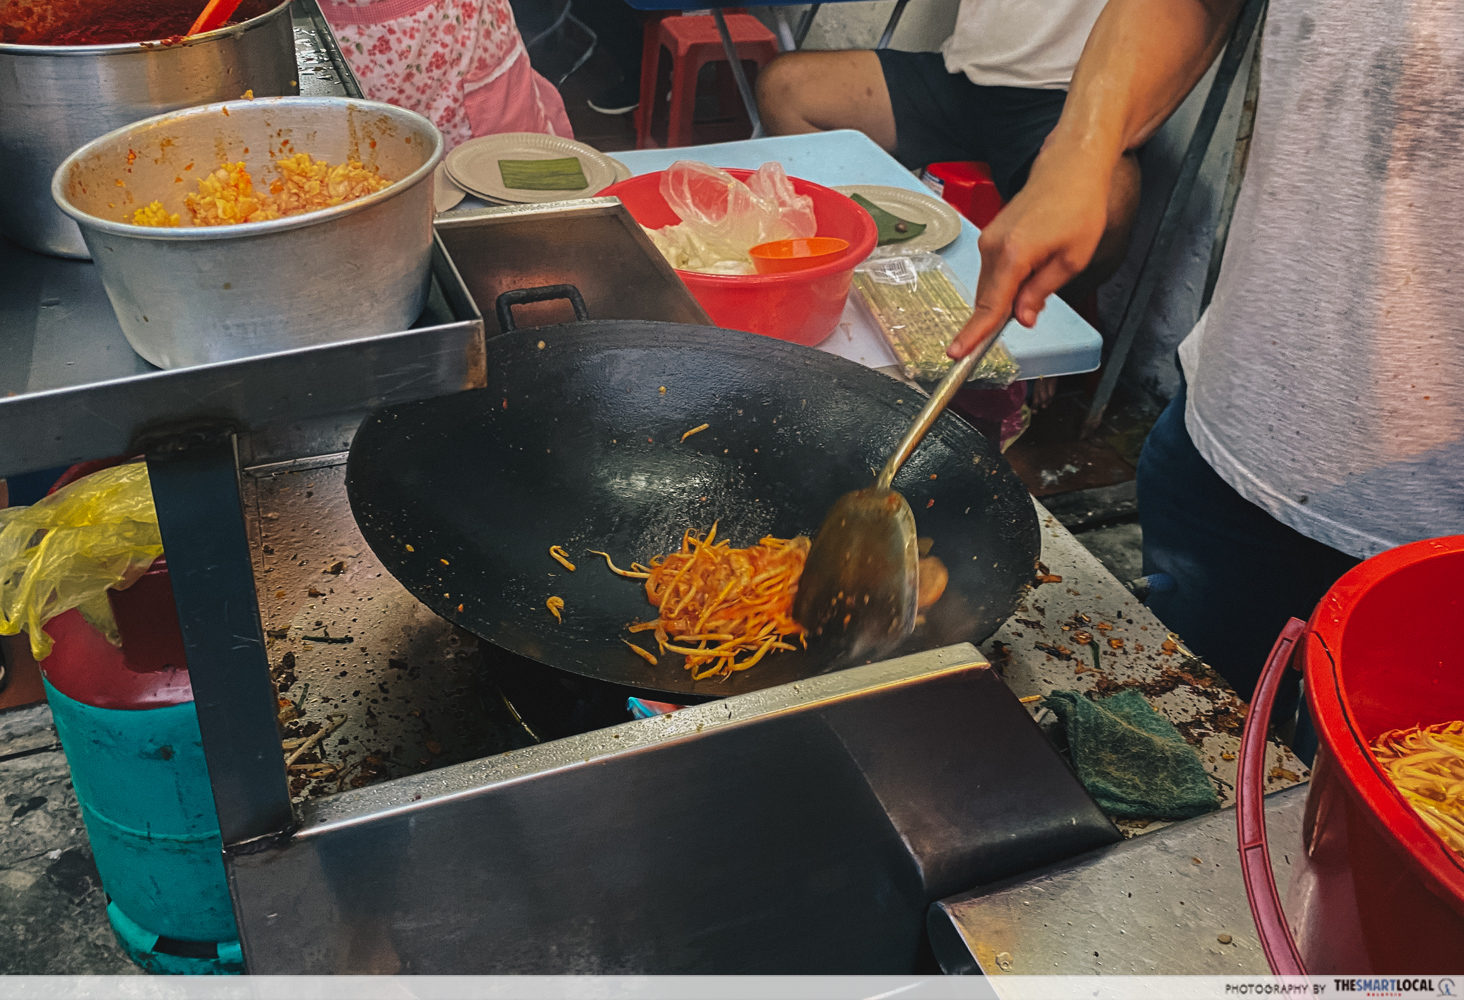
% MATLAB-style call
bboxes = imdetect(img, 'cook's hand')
[948,149,1113,358]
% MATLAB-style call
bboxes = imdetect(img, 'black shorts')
[876,49,1067,201]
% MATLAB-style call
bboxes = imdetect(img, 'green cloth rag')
[498,157,589,191]
[1043,688,1220,820]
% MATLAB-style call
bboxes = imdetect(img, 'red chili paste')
[1,0,262,46]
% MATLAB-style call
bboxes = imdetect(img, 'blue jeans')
[1137,383,1357,757]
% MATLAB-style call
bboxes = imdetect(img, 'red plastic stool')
[920,161,1006,229]
[635,13,779,149]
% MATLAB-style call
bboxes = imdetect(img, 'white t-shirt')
[1179,0,1464,559]
[941,0,1109,90]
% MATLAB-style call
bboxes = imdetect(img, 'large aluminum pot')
[0,0,297,259]
[53,96,443,370]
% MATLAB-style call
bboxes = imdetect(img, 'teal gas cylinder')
[35,560,243,974]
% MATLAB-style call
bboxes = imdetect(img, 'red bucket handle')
[1236,616,1309,975]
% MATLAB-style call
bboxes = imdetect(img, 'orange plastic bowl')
[749,237,851,274]
[600,169,878,346]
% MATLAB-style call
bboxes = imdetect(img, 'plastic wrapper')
[0,462,163,660]
[646,161,817,274]
[851,249,1020,387]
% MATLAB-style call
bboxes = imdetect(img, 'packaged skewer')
[850,249,1020,387]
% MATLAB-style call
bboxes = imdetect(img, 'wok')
[346,289,1039,699]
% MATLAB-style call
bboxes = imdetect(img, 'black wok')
[346,297,1039,699]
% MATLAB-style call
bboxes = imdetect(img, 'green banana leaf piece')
[498,157,589,191]
[851,193,927,245]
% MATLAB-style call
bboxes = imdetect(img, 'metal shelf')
[0,241,484,477]
[0,3,483,479]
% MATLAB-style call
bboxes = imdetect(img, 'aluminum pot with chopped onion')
[52,96,443,369]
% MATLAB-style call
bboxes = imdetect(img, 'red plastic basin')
[601,168,878,346]
[1240,536,1464,973]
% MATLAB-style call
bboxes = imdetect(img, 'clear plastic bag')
[0,462,163,660]
[851,248,1020,387]
[647,161,817,274]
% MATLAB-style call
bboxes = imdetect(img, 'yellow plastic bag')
[0,462,163,660]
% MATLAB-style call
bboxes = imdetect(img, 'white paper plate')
[444,133,621,204]
[433,162,466,214]
[833,184,963,253]
[605,156,633,185]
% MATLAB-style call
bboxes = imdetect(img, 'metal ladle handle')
[874,318,1016,490]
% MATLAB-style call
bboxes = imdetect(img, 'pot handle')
[495,284,590,333]
[1236,615,1309,975]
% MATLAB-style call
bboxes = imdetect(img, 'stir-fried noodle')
[590,524,808,679]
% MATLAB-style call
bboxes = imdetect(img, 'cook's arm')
[948,0,1246,356]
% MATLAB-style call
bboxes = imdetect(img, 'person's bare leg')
[756,50,896,150]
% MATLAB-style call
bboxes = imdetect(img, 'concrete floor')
[0,523,1146,975]
[1070,519,1144,586]
[0,704,137,975]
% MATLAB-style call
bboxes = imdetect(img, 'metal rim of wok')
[345,319,1040,699]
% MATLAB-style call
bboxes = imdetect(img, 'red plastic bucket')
[1238,536,1464,973]
[600,168,878,346]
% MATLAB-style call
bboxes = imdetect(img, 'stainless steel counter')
[243,468,1307,811]
[236,464,1304,972]
[984,506,1308,825]
[916,509,1311,976]
[929,785,1307,975]
[243,457,535,802]
[229,641,1125,974]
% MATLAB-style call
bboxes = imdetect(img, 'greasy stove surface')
[243,459,534,803]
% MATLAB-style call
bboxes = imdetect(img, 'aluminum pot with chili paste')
[0,0,296,259]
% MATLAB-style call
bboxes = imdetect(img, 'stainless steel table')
[984,506,1308,824]
[926,510,1311,975]
[929,785,1308,975]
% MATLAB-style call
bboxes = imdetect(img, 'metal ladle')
[793,317,1016,658]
